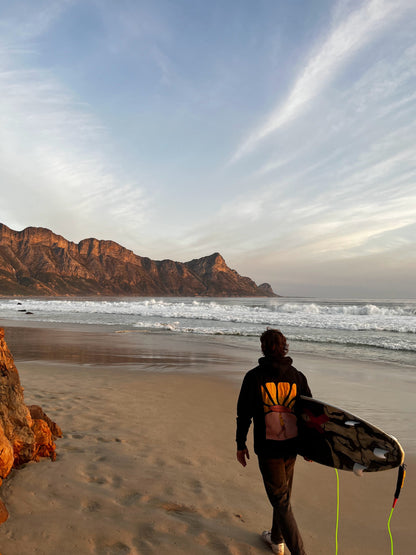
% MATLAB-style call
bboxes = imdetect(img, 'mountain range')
[0,223,276,297]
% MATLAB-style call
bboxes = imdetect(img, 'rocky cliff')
[0,224,276,297]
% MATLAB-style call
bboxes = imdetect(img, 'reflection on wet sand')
[3,324,253,371]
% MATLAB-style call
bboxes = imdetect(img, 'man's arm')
[236,373,254,465]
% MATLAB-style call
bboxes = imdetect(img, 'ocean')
[1,296,415,368]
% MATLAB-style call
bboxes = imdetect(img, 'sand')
[0,323,414,555]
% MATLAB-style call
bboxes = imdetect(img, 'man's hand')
[237,448,250,467]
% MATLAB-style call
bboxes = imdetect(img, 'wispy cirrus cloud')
[0,3,151,246]
[230,0,409,163]
[0,0,71,44]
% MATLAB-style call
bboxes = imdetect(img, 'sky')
[1,0,416,298]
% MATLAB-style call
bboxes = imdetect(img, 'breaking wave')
[1,298,416,333]
[1,297,415,357]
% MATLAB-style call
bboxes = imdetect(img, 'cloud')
[230,0,409,163]
[176,124,416,269]
[0,4,151,246]
[0,0,71,44]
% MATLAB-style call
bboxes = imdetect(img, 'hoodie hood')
[258,355,293,371]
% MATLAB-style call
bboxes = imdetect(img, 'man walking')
[236,329,311,555]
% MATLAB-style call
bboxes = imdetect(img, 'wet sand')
[0,322,414,554]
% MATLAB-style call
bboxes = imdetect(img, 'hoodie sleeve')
[236,371,256,450]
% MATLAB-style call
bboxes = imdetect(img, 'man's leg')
[258,456,306,555]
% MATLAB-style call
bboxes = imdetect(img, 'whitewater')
[1,297,415,367]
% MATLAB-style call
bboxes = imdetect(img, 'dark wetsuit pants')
[258,456,307,555]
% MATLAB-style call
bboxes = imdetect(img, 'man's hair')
[260,328,288,358]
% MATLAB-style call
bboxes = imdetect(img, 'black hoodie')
[236,356,312,458]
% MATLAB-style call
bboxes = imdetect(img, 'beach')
[0,322,414,555]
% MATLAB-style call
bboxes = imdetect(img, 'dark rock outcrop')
[0,328,61,521]
[258,283,276,296]
[0,224,276,297]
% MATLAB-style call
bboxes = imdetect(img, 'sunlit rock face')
[0,223,277,297]
[0,328,35,470]
[0,328,62,522]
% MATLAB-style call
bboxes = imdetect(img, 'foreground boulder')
[0,328,61,521]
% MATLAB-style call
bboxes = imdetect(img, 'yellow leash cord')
[335,468,339,555]
[388,463,407,555]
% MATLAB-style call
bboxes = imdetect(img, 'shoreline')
[3,319,415,455]
[0,321,414,554]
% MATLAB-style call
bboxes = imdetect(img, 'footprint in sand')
[94,541,131,554]
[81,500,102,513]
[83,464,108,485]
[87,475,107,485]
[96,436,112,443]
[63,444,85,453]
[119,492,149,507]
[70,433,85,439]
[160,502,196,515]
[111,474,123,488]
[190,478,203,494]
[174,455,193,466]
